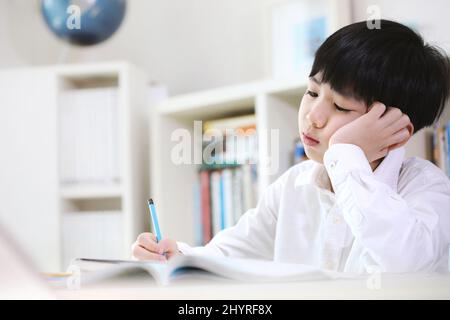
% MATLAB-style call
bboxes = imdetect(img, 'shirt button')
[329,160,337,169]
[333,215,342,224]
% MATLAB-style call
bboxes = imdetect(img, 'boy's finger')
[157,238,176,254]
[368,102,386,118]
[386,114,411,134]
[132,245,166,261]
[386,128,410,147]
[137,233,159,252]
[380,107,404,128]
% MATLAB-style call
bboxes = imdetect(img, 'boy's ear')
[388,122,414,151]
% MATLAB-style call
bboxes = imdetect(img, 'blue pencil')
[147,198,162,243]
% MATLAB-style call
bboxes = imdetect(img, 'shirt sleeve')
[177,175,281,260]
[324,143,450,273]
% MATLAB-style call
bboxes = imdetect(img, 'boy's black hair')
[310,19,450,133]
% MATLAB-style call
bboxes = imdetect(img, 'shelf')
[157,78,307,120]
[60,183,122,200]
[264,78,308,98]
[53,61,130,78]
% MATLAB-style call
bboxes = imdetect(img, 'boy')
[132,20,450,273]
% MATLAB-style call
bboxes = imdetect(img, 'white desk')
[56,272,450,300]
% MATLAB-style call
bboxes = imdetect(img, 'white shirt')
[178,144,450,274]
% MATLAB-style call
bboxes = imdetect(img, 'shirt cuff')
[323,144,373,188]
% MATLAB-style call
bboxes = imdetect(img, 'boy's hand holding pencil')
[132,199,180,261]
[131,232,179,261]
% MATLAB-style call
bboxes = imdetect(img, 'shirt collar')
[294,147,405,192]
[372,146,405,192]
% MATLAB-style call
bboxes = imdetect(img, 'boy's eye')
[305,90,318,98]
[334,103,351,112]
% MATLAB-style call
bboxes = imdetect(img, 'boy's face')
[298,73,368,163]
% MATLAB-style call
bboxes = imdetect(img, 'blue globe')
[41,0,127,46]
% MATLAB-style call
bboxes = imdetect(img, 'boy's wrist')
[324,144,373,186]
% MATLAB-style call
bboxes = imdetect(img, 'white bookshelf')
[57,62,157,269]
[149,78,450,246]
[0,62,155,272]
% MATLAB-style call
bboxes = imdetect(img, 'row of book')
[432,122,450,178]
[59,88,120,186]
[193,114,259,245]
[193,164,258,246]
[62,211,124,268]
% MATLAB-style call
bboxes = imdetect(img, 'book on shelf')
[68,254,347,287]
[432,122,450,178]
[203,114,257,134]
[202,114,258,165]
[193,114,259,245]
[292,137,308,165]
[58,87,120,187]
[210,170,223,236]
[192,180,203,248]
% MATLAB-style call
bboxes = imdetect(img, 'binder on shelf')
[210,170,222,236]
[193,178,203,246]
[221,168,234,229]
[232,167,244,225]
[58,87,120,187]
[199,170,212,244]
[432,122,450,178]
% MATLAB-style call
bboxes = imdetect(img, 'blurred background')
[0,0,449,279]
[2,0,449,94]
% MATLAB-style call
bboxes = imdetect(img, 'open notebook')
[71,254,357,286]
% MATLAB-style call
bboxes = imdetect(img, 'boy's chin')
[304,148,324,164]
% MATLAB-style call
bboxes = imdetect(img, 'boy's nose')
[306,105,327,129]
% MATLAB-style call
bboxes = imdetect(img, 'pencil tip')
[148,198,154,204]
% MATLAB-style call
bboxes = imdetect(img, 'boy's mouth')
[302,132,320,146]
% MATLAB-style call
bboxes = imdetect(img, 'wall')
[0,0,449,94]
[0,0,273,95]
[352,0,450,52]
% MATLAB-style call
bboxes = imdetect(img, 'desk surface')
[55,272,450,300]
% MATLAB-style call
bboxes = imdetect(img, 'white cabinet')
[0,62,157,272]
[0,68,60,272]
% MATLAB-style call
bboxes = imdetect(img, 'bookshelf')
[149,78,450,246]
[56,62,155,269]
[0,62,157,272]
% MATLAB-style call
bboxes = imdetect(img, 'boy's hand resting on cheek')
[131,232,180,261]
[329,102,414,162]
